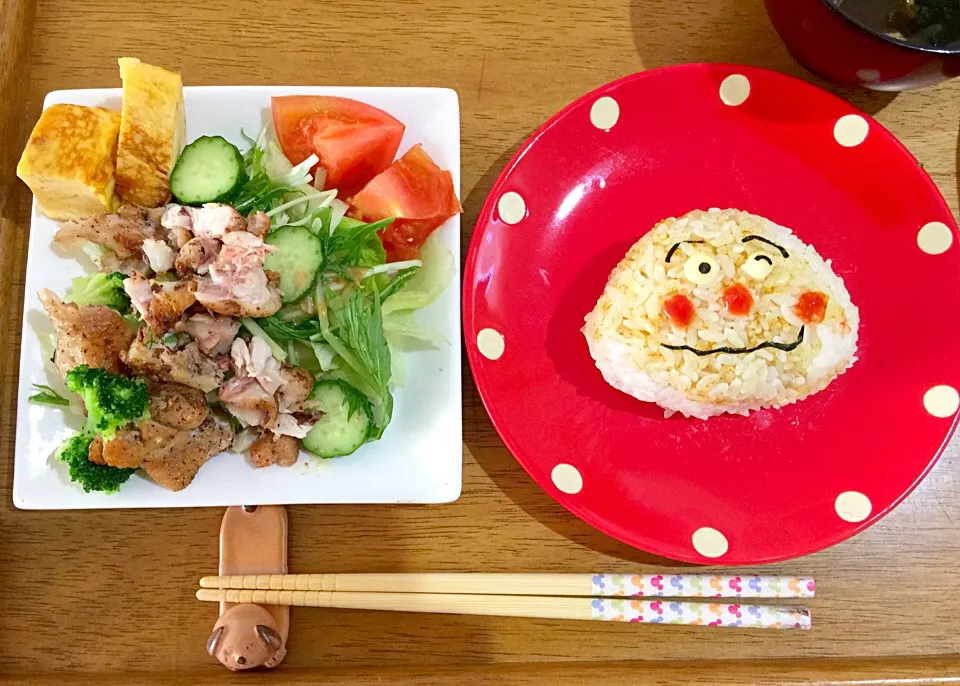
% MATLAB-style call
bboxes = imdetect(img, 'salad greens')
[64,272,131,312]
[231,128,453,446]
[28,384,70,408]
[232,129,320,215]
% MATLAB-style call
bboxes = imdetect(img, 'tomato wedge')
[271,96,405,197]
[349,144,461,262]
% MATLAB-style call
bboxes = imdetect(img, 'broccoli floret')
[64,272,130,313]
[66,365,150,441]
[56,432,135,494]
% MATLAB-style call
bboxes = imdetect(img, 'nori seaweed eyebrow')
[665,240,705,263]
[662,326,805,356]
[742,235,789,258]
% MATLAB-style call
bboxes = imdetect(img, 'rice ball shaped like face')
[582,208,859,419]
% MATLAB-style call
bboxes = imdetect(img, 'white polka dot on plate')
[917,221,953,255]
[589,96,620,131]
[692,527,728,558]
[719,74,750,106]
[856,68,881,83]
[498,192,526,225]
[476,328,505,361]
[835,491,872,523]
[923,385,959,418]
[551,463,583,494]
[834,114,869,147]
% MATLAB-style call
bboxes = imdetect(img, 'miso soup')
[832,0,960,48]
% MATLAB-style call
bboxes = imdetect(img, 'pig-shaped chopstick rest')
[208,505,289,671]
[207,603,285,669]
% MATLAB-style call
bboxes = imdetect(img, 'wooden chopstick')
[199,573,815,599]
[196,588,810,629]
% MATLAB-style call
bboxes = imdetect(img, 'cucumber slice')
[170,136,246,205]
[301,380,373,458]
[263,226,323,303]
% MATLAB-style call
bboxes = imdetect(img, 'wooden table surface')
[1,0,959,682]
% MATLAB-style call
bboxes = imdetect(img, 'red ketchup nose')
[722,283,753,316]
[662,293,695,328]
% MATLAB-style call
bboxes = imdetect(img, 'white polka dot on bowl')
[923,385,959,418]
[719,74,750,106]
[589,96,620,131]
[476,328,505,361]
[498,192,526,225]
[835,491,872,523]
[692,527,728,558]
[917,221,953,255]
[551,463,583,494]
[834,114,869,147]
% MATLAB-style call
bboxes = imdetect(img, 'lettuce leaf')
[383,310,448,350]
[382,234,454,314]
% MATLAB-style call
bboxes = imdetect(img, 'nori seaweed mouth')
[661,326,805,357]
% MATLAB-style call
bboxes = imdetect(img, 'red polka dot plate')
[462,64,960,564]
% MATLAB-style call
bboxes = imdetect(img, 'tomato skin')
[271,96,405,197]
[662,293,695,328]
[349,144,461,262]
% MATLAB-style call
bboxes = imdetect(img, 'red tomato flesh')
[349,144,462,262]
[794,291,828,324]
[271,96,405,197]
[722,283,754,316]
[662,294,695,328]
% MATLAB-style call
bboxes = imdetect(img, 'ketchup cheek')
[722,283,754,316]
[663,294,695,328]
[794,291,828,324]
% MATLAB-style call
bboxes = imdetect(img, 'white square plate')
[13,86,462,509]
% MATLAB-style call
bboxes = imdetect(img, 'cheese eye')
[683,253,720,286]
[741,252,775,280]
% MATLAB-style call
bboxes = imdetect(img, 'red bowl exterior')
[764,0,960,90]
[463,64,960,564]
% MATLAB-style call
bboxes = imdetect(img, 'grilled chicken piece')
[100,425,153,468]
[195,232,282,318]
[161,203,245,239]
[174,236,219,276]
[141,238,175,273]
[54,205,163,259]
[123,276,196,335]
[147,381,208,430]
[219,377,279,428]
[38,289,135,378]
[169,226,193,249]
[278,365,313,412]
[125,328,224,392]
[101,416,233,491]
[232,337,284,395]
[272,413,314,439]
[194,204,246,238]
[178,313,240,356]
[141,417,233,491]
[88,434,106,465]
[245,211,271,238]
[249,434,300,468]
[98,251,150,277]
[222,337,315,437]
[160,204,196,231]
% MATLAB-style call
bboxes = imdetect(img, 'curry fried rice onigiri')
[582,208,859,419]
